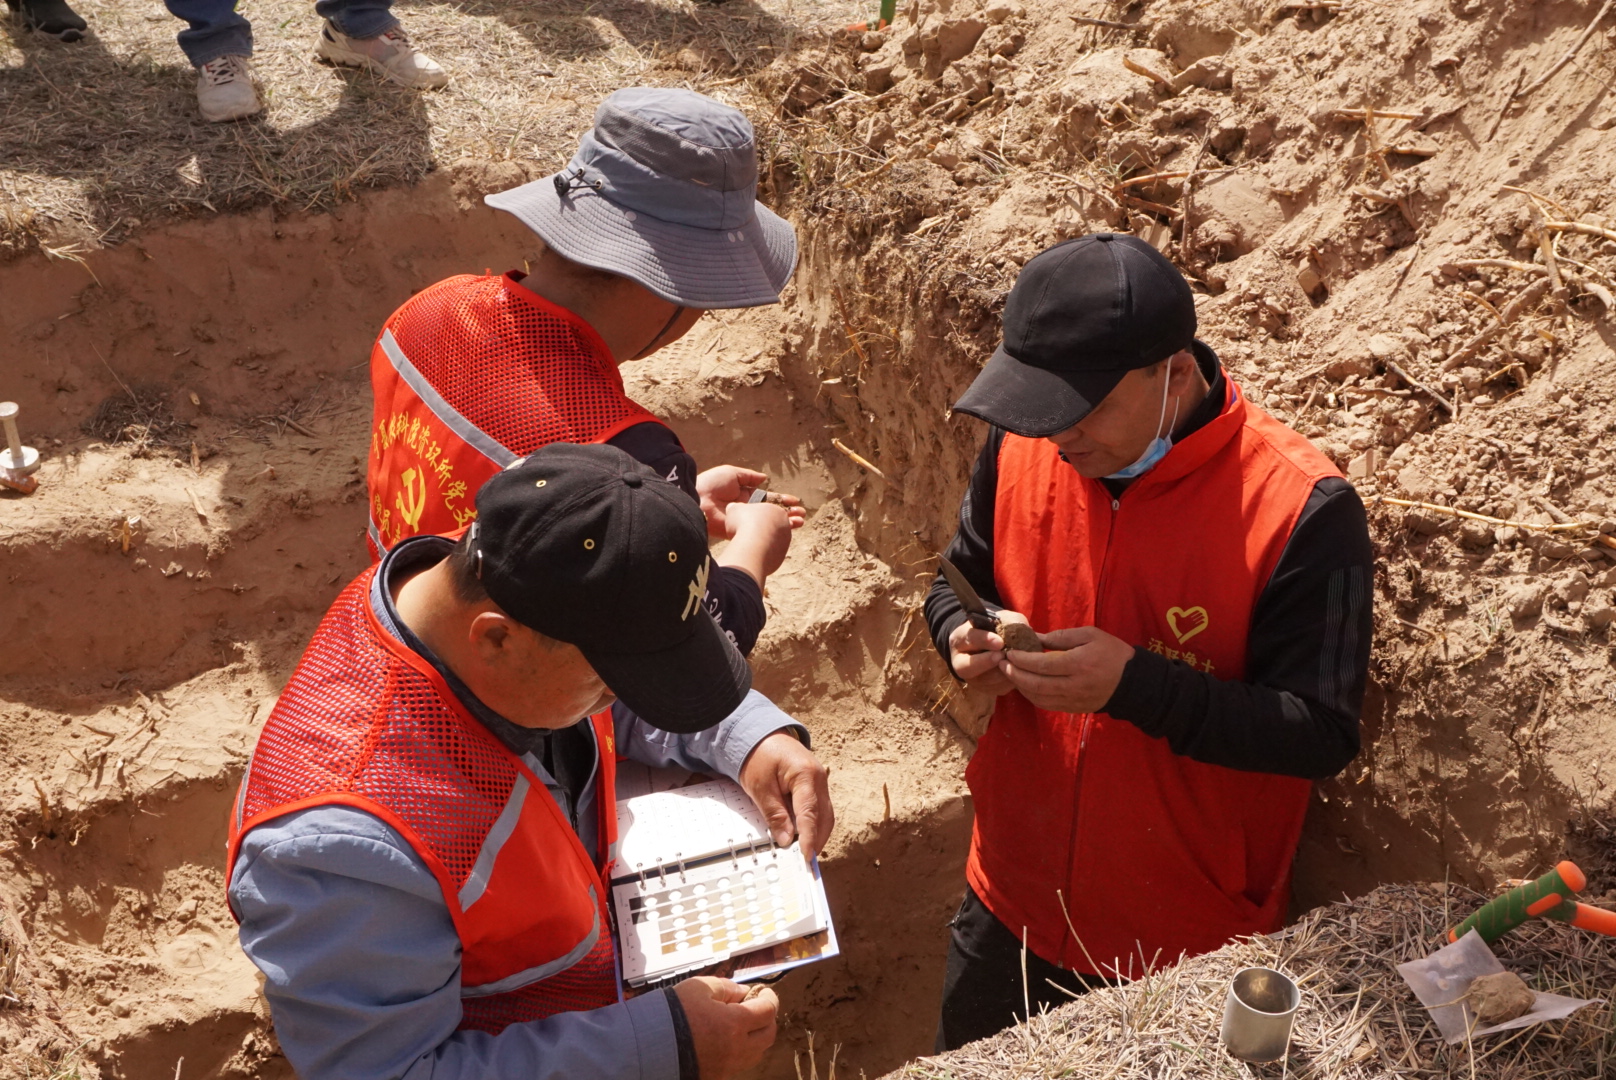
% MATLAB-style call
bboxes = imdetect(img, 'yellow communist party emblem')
[1165,606,1209,645]
[396,466,427,531]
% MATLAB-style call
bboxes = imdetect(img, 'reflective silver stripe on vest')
[377,328,518,469]
[366,519,383,554]
[460,889,602,998]
[458,774,530,912]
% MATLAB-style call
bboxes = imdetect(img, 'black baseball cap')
[471,442,751,734]
[953,233,1197,437]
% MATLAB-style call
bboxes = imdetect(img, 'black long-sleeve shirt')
[925,350,1371,781]
[609,421,766,656]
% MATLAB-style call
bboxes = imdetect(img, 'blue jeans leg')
[315,0,397,40]
[165,0,253,66]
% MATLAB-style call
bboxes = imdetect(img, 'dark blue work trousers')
[165,0,398,67]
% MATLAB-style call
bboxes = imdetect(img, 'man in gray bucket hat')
[366,86,805,662]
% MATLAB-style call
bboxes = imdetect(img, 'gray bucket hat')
[485,87,798,310]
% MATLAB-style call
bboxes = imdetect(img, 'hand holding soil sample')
[992,612,1044,654]
[937,553,1046,653]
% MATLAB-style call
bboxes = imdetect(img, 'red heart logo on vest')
[1166,606,1209,644]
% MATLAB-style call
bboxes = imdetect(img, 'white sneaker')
[196,55,262,123]
[315,21,448,89]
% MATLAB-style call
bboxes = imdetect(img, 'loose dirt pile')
[2,0,1616,1077]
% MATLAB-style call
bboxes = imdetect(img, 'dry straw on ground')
[0,0,865,257]
[897,883,1615,1080]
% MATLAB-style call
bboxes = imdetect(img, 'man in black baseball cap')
[227,442,832,1080]
[952,232,1198,440]
[925,234,1372,1048]
[470,440,754,733]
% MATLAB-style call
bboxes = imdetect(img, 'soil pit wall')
[754,0,1616,917]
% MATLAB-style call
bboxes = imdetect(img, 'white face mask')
[1103,366,1180,481]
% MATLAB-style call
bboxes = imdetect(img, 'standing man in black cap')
[925,234,1371,1049]
[228,442,833,1080]
[366,86,802,659]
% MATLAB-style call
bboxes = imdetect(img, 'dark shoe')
[5,0,88,41]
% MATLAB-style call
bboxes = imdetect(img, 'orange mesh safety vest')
[967,376,1340,978]
[227,568,622,1034]
[367,272,664,555]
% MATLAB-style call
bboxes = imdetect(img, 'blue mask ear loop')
[1158,364,1181,443]
[1103,359,1182,481]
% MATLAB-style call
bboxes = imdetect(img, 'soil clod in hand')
[997,620,1043,653]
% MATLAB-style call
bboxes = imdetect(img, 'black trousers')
[935,886,1110,1052]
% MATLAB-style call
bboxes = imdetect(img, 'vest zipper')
[1060,487,1121,972]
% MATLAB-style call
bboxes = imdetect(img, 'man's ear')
[1167,349,1199,390]
[468,610,515,660]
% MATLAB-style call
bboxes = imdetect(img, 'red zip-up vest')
[967,375,1339,978]
[227,568,621,1033]
[367,272,664,555]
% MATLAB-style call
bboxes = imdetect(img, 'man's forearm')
[606,422,766,655]
[397,993,681,1080]
[617,691,808,782]
[398,994,687,1080]
[1102,648,1359,779]
[705,566,765,655]
[926,428,1006,664]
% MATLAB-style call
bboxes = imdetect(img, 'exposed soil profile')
[3,0,1616,1077]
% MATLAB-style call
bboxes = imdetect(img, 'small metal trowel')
[936,553,1044,653]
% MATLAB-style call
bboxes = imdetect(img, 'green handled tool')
[1539,897,1616,937]
[1448,860,1586,944]
[847,0,897,32]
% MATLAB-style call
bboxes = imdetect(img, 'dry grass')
[895,883,1616,1080]
[4,1045,93,1080]
[1,904,94,1080]
[81,383,184,450]
[0,0,870,257]
[1,923,20,1007]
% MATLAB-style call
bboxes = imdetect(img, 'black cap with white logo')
[953,233,1197,437]
[472,442,750,733]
